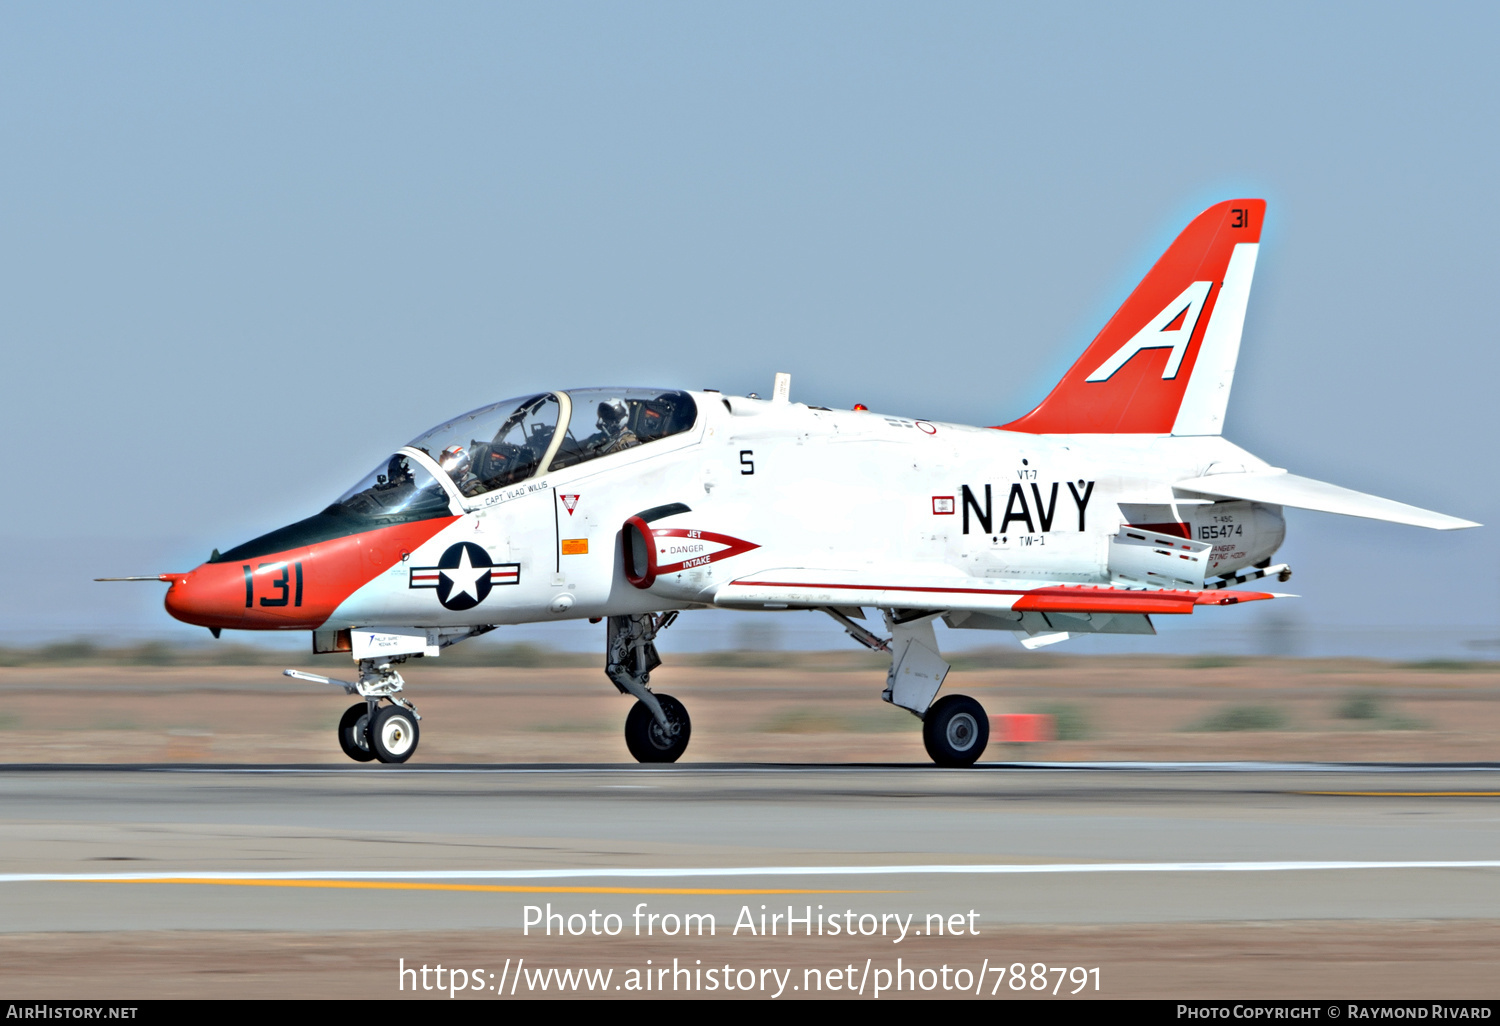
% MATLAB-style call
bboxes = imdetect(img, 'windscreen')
[333,453,454,524]
[212,452,455,563]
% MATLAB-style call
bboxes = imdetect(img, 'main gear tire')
[337,702,375,762]
[369,704,420,764]
[624,694,691,764]
[922,695,989,767]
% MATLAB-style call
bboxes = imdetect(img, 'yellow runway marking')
[1295,791,1500,797]
[99,878,878,896]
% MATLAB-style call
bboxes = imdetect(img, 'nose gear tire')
[369,704,420,764]
[922,694,989,767]
[624,694,691,763]
[337,702,375,762]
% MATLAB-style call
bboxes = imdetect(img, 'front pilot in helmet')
[438,445,470,476]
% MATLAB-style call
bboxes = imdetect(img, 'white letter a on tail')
[1086,280,1212,382]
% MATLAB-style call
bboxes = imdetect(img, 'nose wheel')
[336,701,419,763]
[624,694,691,763]
[368,704,420,763]
[337,703,375,762]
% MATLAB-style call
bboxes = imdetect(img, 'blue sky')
[2,3,1496,656]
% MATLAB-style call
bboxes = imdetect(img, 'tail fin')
[1002,199,1264,435]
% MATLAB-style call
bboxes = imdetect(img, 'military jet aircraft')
[105,199,1478,766]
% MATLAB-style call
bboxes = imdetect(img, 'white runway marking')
[4,860,1500,884]
[4,760,1494,775]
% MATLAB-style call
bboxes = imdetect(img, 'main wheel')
[369,704,420,764]
[337,702,375,762]
[624,694,691,763]
[922,695,989,767]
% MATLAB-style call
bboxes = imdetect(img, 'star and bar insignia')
[409,541,520,611]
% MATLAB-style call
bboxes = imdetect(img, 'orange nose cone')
[164,563,248,630]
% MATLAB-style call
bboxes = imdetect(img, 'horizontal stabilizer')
[1174,472,1479,531]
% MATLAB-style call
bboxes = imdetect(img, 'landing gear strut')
[606,612,691,763]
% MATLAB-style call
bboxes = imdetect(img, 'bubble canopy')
[407,388,696,498]
[209,389,696,564]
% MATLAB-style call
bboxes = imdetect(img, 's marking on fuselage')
[960,481,1095,535]
[409,541,520,611]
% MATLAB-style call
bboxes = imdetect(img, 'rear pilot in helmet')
[593,398,639,455]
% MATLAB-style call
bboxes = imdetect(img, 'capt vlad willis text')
[396,902,1102,998]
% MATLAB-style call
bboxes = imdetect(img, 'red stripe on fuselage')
[164,516,460,631]
[724,580,1273,614]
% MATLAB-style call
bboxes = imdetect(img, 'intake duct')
[622,503,691,590]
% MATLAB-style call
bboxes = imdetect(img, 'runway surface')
[5,761,1500,934]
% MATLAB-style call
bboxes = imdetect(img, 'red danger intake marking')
[649,528,759,575]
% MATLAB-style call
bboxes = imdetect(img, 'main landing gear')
[287,659,422,764]
[602,606,988,768]
[825,607,990,767]
[606,612,691,763]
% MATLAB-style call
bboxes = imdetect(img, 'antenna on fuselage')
[772,372,791,404]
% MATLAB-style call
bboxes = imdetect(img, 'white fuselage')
[324,392,1287,632]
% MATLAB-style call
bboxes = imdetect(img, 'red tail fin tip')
[1002,199,1265,435]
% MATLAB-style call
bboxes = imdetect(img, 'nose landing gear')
[287,660,423,764]
[289,626,496,764]
[606,612,691,763]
